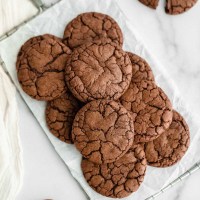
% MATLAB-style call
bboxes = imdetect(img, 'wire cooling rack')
[0,0,200,199]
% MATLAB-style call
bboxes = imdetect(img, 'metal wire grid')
[0,0,200,199]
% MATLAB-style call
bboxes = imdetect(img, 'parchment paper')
[0,0,200,199]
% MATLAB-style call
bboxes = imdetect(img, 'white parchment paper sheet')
[0,0,200,199]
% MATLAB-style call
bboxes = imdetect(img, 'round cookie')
[139,0,159,9]
[46,92,82,144]
[17,35,71,101]
[143,110,190,167]
[120,81,173,143]
[63,12,123,49]
[166,0,197,15]
[81,144,147,198]
[127,52,155,82]
[65,39,132,103]
[17,34,61,53]
[72,100,134,164]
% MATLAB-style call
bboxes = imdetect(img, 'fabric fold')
[0,66,23,200]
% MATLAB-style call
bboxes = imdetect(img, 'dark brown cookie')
[18,34,61,52]
[72,100,134,164]
[46,92,82,144]
[63,12,123,49]
[81,144,147,198]
[120,81,173,143]
[127,52,155,82]
[65,39,132,103]
[139,0,159,9]
[121,52,172,142]
[166,0,197,15]
[143,110,190,167]
[17,35,71,101]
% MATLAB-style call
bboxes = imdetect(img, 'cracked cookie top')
[81,144,147,198]
[65,38,132,103]
[72,100,134,164]
[166,0,197,15]
[139,0,159,9]
[46,92,82,144]
[18,34,61,52]
[120,80,173,143]
[127,52,155,82]
[63,12,123,49]
[143,110,190,167]
[17,35,71,101]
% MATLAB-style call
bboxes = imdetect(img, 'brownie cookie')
[120,81,173,143]
[139,0,159,9]
[63,12,123,49]
[81,144,146,198]
[166,0,197,15]
[143,110,190,167]
[127,52,155,82]
[17,35,71,101]
[18,34,61,52]
[72,100,134,164]
[46,92,82,143]
[65,39,132,103]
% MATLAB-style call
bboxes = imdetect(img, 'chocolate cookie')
[17,35,71,101]
[166,0,197,15]
[18,34,61,52]
[139,0,159,9]
[46,92,82,143]
[127,52,155,82]
[120,81,173,143]
[81,144,146,198]
[143,110,190,167]
[63,12,123,49]
[72,100,134,164]
[65,39,132,103]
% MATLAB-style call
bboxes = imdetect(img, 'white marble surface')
[1,0,200,199]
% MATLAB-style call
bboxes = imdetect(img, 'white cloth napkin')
[0,0,200,199]
[0,66,23,200]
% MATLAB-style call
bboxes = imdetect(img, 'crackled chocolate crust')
[65,39,132,103]
[120,81,173,143]
[127,52,155,82]
[18,34,61,52]
[81,144,147,198]
[63,12,123,49]
[139,0,159,9]
[46,92,82,143]
[72,100,134,164]
[17,35,71,101]
[166,0,197,15]
[143,110,190,167]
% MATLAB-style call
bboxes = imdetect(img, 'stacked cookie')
[16,12,190,198]
[139,0,197,15]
